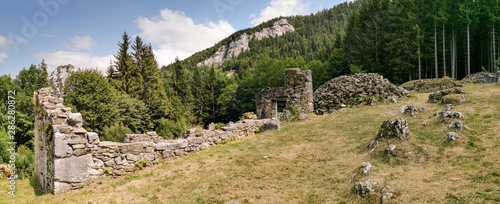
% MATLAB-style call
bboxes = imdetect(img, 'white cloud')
[136,8,236,66]
[63,35,97,50]
[0,52,7,63]
[0,36,11,51]
[34,51,113,74]
[250,0,311,26]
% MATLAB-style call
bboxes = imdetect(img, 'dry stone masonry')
[428,87,466,103]
[34,87,280,195]
[255,68,314,119]
[313,73,409,115]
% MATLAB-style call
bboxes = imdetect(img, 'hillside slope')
[166,1,361,70]
[3,84,499,203]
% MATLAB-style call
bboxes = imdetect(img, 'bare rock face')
[313,73,409,115]
[355,182,377,197]
[198,18,295,67]
[376,119,411,140]
[428,87,466,103]
[462,72,497,84]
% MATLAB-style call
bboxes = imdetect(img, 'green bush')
[15,145,34,179]
[214,123,225,130]
[156,118,186,140]
[101,122,132,142]
[0,131,10,163]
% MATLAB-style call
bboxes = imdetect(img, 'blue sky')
[0,0,348,76]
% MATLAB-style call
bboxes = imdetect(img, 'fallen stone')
[447,132,460,141]
[260,119,281,132]
[354,182,377,197]
[54,181,71,195]
[448,121,469,131]
[386,145,396,156]
[361,162,374,175]
[381,192,393,203]
[297,113,308,120]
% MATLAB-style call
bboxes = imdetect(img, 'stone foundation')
[34,87,280,195]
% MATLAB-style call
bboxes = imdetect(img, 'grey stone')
[177,139,189,148]
[87,132,100,144]
[113,169,125,176]
[386,145,396,156]
[208,122,215,131]
[381,193,393,203]
[90,159,104,169]
[361,162,374,175]
[54,181,71,195]
[54,132,72,158]
[200,143,210,150]
[354,182,377,197]
[447,132,460,141]
[224,201,241,204]
[139,153,155,161]
[126,154,138,162]
[260,119,281,132]
[68,113,83,127]
[120,143,143,154]
[376,118,410,140]
[104,159,116,167]
[448,121,469,131]
[297,113,308,120]
[89,169,104,176]
[54,154,92,183]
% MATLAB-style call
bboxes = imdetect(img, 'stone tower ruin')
[255,68,314,119]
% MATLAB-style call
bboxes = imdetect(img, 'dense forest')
[1,0,499,179]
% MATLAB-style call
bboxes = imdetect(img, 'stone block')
[162,150,174,158]
[72,144,85,149]
[123,165,136,172]
[113,169,125,176]
[89,169,104,176]
[125,154,138,162]
[177,139,188,148]
[54,132,72,158]
[87,132,100,144]
[68,134,88,144]
[72,127,87,134]
[139,153,155,161]
[54,181,71,195]
[73,148,90,156]
[104,159,116,167]
[260,119,281,132]
[120,143,143,154]
[54,154,92,183]
[90,159,104,169]
[68,113,83,127]
[200,143,210,150]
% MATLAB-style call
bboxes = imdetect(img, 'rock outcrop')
[313,73,409,115]
[434,104,464,122]
[403,76,462,93]
[197,19,295,67]
[354,181,377,197]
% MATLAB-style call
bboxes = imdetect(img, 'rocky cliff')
[197,18,295,67]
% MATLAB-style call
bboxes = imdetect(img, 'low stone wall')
[34,87,280,195]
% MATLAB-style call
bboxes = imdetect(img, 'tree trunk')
[435,18,438,78]
[443,22,446,77]
[418,43,421,80]
[467,23,470,76]
[493,22,496,72]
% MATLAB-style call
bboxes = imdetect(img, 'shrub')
[214,123,225,130]
[15,145,34,179]
[0,131,10,163]
[101,122,132,142]
[156,118,187,140]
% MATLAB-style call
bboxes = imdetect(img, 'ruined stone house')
[255,68,314,119]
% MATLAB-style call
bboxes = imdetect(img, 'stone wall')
[34,87,280,195]
[255,68,314,119]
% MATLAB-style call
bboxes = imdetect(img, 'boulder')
[260,119,281,132]
[441,94,467,105]
[376,119,410,140]
[297,113,308,120]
